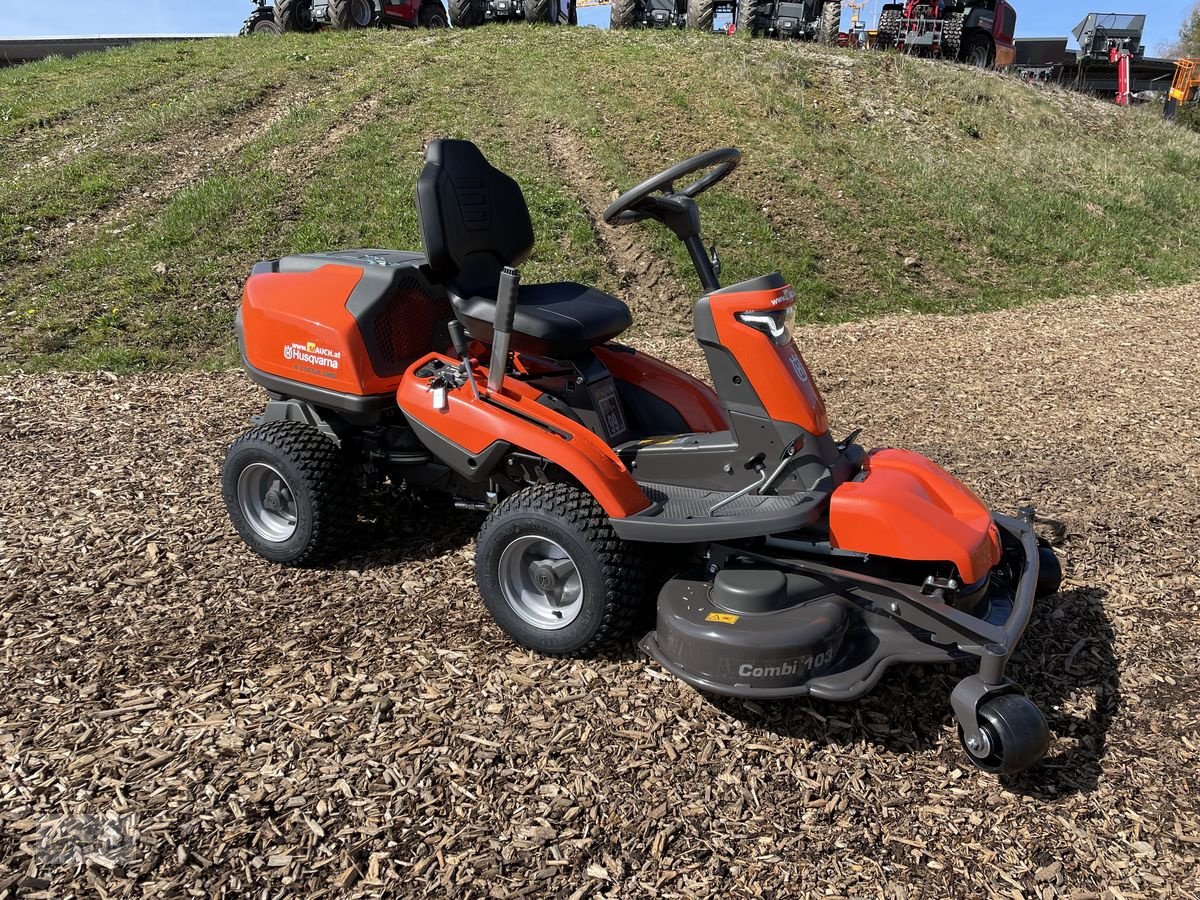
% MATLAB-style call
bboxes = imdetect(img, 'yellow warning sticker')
[705,612,740,625]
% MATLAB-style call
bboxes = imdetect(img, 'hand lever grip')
[488,267,520,393]
[447,319,470,359]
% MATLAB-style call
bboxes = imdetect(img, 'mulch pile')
[2,285,1198,897]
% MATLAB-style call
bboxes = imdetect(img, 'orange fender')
[397,354,651,518]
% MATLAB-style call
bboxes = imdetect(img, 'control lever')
[488,266,520,394]
[447,319,480,400]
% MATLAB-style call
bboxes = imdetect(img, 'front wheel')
[475,483,650,656]
[960,693,1050,774]
[241,7,283,35]
[222,420,356,566]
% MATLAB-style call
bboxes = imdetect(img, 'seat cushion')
[453,282,633,357]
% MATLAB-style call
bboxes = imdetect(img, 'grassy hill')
[4,26,1200,371]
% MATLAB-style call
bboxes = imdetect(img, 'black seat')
[416,139,632,357]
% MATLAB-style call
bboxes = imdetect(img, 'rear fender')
[397,354,651,517]
[593,344,728,433]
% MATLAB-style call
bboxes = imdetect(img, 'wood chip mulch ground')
[2,285,1199,898]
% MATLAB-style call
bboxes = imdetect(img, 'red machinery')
[877,1,1017,68]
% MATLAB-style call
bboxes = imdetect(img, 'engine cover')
[238,249,450,398]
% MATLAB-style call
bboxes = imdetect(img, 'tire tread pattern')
[476,483,649,657]
[686,0,714,31]
[224,420,355,567]
[610,0,639,28]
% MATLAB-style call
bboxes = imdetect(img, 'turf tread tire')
[610,0,639,28]
[222,420,356,567]
[448,0,481,27]
[475,483,650,657]
[686,0,714,32]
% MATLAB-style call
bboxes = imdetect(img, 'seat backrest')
[416,139,535,300]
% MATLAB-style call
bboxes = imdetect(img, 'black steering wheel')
[603,147,742,226]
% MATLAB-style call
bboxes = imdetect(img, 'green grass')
[3,27,1200,371]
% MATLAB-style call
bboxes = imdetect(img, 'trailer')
[1013,13,1177,101]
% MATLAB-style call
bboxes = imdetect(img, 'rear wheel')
[475,483,650,656]
[329,0,377,27]
[222,421,356,566]
[960,693,1050,774]
[965,32,993,67]
[240,6,283,34]
[816,0,840,44]
[686,0,714,31]
[610,0,640,28]
[448,0,482,26]
[419,2,449,26]
[524,0,553,22]
[276,0,319,31]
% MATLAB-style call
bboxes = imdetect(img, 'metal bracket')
[255,400,340,446]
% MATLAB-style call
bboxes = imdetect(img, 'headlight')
[736,307,795,346]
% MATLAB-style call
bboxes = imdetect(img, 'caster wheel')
[960,693,1049,774]
[1036,543,1063,598]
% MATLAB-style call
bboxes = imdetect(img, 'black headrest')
[416,140,535,299]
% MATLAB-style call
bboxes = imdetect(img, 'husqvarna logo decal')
[773,286,797,307]
[789,350,809,383]
[284,341,341,370]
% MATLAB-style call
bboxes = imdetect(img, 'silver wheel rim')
[237,462,299,543]
[352,0,374,25]
[498,536,584,631]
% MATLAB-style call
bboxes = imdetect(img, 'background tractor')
[876,1,1017,67]
[449,0,577,26]
[245,0,448,34]
[612,0,840,38]
[740,0,841,41]
[610,0,685,28]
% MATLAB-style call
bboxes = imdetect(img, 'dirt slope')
[2,284,1198,897]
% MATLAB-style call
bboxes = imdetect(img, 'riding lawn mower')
[223,140,1063,773]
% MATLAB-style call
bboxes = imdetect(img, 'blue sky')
[0,0,1193,53]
